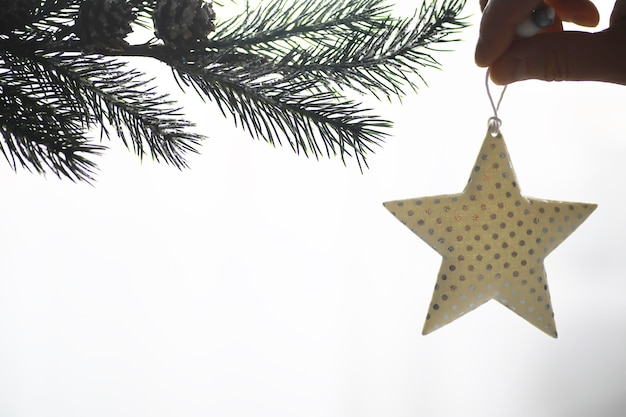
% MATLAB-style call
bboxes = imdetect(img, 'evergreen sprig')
[170,57,390,164]
[0,0,468,181]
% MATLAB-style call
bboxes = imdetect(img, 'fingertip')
[475,43,490,68]
[562,12,600,27]
[489,57,527,85]
[474,37,489,67]
[550,0,600,27]
[476,0,537,71]
[475,35,502,68]
[488,72,512,86]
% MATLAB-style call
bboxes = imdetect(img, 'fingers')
[475,0,542,67]
[478,0,626,85]
[546,0,599,26]
[476,0,600,67]
[488,28,626,85]
[610,0,626,25]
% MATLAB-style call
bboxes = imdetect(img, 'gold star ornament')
[384,130,596,337]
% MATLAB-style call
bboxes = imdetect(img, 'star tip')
[382,202,395,213]
[581,202,599,212]
[545,329,558,338]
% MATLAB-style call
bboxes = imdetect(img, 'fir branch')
[41,51,203,168]
[1,37,94,126]
[0,0,469,181]
[149,0,468,164]
[0,35,203,178]
[0,54,102,181]
[212,0,468,99]
[213,0,392,50]
[32,0,83,37]
[170,57,390,166]
[284,0,468,98]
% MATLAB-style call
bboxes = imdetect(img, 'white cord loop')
[485,70,507,136]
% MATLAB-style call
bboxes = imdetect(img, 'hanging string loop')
[485,70,507,136]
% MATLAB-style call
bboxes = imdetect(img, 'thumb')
[488,28,626,85]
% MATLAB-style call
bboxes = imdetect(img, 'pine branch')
[0,0,469,181]
[32,0,83,37]
[212,0,468,98]
[288,0,468,98]
[170,56,390,166]
[0,35,203,179]
[0,51,102,181]
[212,0,393,50]
[40,51,203,168]
[149,0,468,164]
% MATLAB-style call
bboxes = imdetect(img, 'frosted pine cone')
[153,0,216,50]
[0,0,39,32]
[75,0,135,49]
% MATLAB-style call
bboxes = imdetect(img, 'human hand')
[475,0,626,85]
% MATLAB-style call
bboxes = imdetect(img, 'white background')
[2,2,625,416]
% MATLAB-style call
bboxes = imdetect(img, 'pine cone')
[0,0,39,33]
[153,0,216,50]
[75,0,135,49]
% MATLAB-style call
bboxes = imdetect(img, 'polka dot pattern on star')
[384,131,597,338]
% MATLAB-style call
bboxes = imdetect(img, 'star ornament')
[384,130,596,337]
